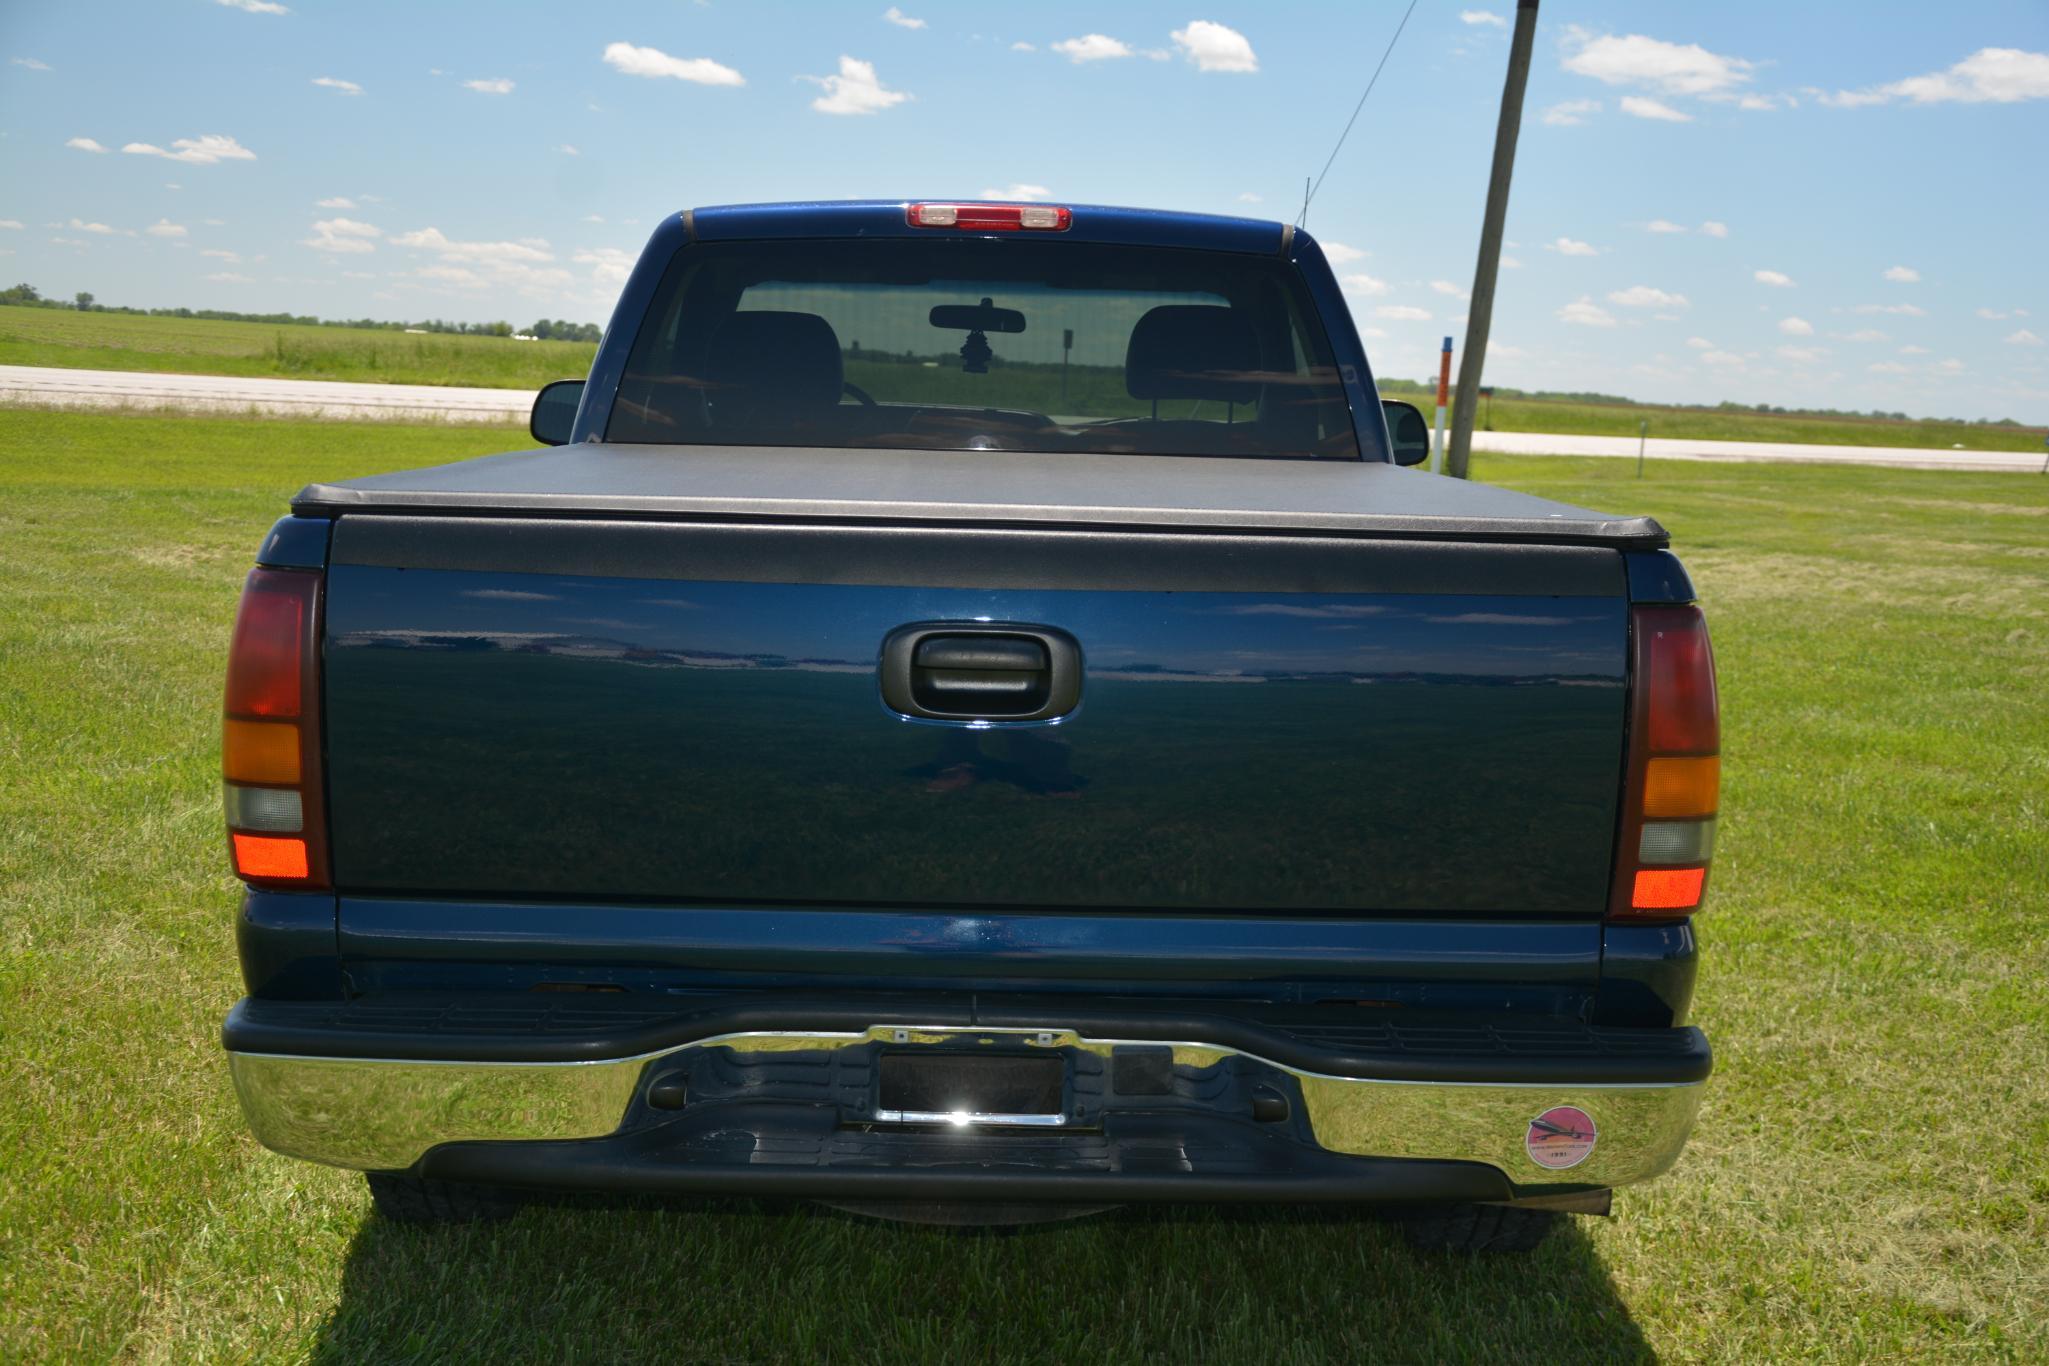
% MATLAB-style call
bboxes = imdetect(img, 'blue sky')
[3,1,2047,421]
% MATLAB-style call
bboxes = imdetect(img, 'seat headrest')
[706,310,844,411]
[1125,305,1261,404]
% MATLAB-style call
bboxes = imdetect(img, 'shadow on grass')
[309,1195,1651,1363]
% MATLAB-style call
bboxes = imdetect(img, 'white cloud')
[205,271,256,282]
[1376,305,1432,321]
[559,145,579,155]
[2008,329,2046,347]
[1841,329,1887,343]
[1236,192,1262,203]
[1684,336,1713,349]
[1753,269,1794,287]
[312,76,362,95]
[1867,361,1911,375]
[1547,236,1599,257]
[1778,316,1814,336]
[1699,220,1729,238]
[1051,34,1132,63]
[1933,358,1966,375]
[803,55,909,115]
[1322,241,1366,264]
[1543,99,1601,126]
[1500,255,1523,269]
[1825,47,2049,107]
[303,217,381,253]
[69,218,123,235]
[1775,345,1825,364]
[121,134,256,164]
[1620,95,1692,122]
[1898,345,1932,355]
[0,220,21,230]
[601,42,745,85]
[13,57,52,71]
[1882,265,1920,283]
[1342,273,1390,297]
[464,78,515,95]
[572,246,635,286]
[201,248,240,261]
[1430,280,1469,300]
[393,226,550,264]
[1608,284,1688,309]
[1010,42,1036,52]
[1563,31,1754,96]
[66,137,109,153]
[1171,20,1258,73]
[315,196,356,209]
[1700,349,1746,367]
[1644,219,1687,233]
[1558,297,1617,327]
[1854,302,1926,317]
[1460,10,1507,27]
[145,218,186,238]
[883,6,926,29]
[216,0,288,13]
[980,183,1052,201]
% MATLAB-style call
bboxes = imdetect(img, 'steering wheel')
[842,381,877,407]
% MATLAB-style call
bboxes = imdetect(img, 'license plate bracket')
[875,1051,1066,1125]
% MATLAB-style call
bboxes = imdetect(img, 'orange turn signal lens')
[231,833,309,880]
[1642,755,1719,819]
[223,719,300,784]
[1632,866,1706,911]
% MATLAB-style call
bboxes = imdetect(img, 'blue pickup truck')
[219,200,1718,1252]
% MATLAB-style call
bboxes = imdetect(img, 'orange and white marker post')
[1430,335,1453,473]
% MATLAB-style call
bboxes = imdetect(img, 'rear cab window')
[608,239,1361,459]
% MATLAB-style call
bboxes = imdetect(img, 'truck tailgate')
[320,512,1628,915]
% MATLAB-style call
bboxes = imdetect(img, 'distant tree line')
[0,282,600,343]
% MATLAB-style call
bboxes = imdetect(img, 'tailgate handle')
[881,625,1082,723]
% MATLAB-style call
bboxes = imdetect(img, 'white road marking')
[1,365,2039,471]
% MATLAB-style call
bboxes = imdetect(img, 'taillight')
[907,202,1073,232]
[222,567,329,889]
[1611,605,1719,919]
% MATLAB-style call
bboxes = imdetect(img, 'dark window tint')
[608,239,1360,459]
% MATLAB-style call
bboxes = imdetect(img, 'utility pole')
[1446,0,1539,481]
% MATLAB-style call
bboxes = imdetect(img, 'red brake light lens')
[907,203,1072,232]
[1642,607,1719,754]
[224,571,310,717]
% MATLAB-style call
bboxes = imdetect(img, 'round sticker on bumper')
[1526,1105,1597,1169]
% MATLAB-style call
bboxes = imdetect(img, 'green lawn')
[1,409,2043,1361]
[0,304,596,389]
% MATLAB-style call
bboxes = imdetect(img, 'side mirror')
[1382,399,1431,467]
[530,379,585,446]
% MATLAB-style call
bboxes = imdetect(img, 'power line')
[1298,0,1423,228]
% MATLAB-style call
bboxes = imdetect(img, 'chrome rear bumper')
[228,1021,1703,1194]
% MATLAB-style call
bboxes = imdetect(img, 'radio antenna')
[1298,0,1422,228]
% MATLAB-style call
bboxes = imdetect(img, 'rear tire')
[365,1172,527,1224]
[1398,1203,1561,1253]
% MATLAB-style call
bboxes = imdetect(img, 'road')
[2,364,2041,471]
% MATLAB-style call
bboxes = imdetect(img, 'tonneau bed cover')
[293,444,1668,549]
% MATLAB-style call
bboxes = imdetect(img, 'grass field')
[1,409,2044,1361]
[6,301,2045,452]
[0,304,597,389]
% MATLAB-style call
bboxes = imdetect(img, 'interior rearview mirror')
[929,300,1027,334]
[530,379,584,446]
[1382,399,1431,467]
